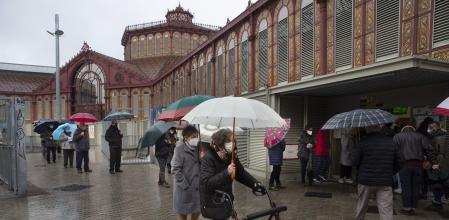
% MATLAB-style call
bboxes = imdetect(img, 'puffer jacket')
[393,127,437,164]
[268,140,286,165]
[298,131,314,159]
[352,132,400,186]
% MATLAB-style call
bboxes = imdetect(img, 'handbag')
[201,190,234,219]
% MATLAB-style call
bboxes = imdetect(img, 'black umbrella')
[33,120,60,134]
[103,111,134,121]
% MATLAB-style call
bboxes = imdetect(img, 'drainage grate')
[367,206,397,215]
[304,192,332,198]
[54,184,91,192]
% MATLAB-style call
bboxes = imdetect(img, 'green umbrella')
[158,95,215,121]
[140,121,175,148]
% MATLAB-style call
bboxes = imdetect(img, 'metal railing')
[125,20,221,32]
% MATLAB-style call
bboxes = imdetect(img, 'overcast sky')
[0,0,250,67]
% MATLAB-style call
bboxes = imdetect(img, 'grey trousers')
[355,184,393,220]
[156,156,168,183]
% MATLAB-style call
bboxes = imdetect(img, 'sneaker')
[338,178,345,184]
[160,181,170,188]
[269,185,278,191]
[318,175,327,182]
[115,169,123,173]
[345,179,354,184]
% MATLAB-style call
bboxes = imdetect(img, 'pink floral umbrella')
[264,118,290,147]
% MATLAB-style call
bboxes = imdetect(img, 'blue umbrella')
[52,123,77,140]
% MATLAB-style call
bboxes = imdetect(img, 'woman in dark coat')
[267,139,286,190]
[200,129,266,220]
[171,125,201,220]
[298,125,315,185]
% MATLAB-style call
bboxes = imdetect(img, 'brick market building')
[4,1,449,175]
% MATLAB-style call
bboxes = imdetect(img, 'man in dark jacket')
[73,122,92,174]
[155,133,170,188]
[353,125,400,220]
[393,125,438,215]
[298,125,314,185]
[105,120,123,174]
[41,130,57,164]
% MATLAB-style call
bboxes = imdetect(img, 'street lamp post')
[47,14,64,121]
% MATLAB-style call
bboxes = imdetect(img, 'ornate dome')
[165,4,193,24]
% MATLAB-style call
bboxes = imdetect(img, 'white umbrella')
[433,97,449,116]
[199,124,244,143]
[183,97,285,179]
[182,97,286,129]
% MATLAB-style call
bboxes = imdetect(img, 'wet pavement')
[0,147,446,220]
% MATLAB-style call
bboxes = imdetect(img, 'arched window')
[131,37,138,58]
[111,91,118,112]
[199,58,205,94]
[216,46,224,97]
[147,35,153,56]
[131,90,140,116]
[200,36,208,44]
[207,53,212,95]
[44,96,50,119]
[174,32,181,55]
[192,35,199,50]
[277,7,289,83]
[37,97,43,119]
[183,33,190,55]
[164,32,170,55]
[191,62,197,95]
[143,90,150,118]
[227,39,235,96]
[120,90,128,112]
[258,19,269,89]
[241,31,249,93]
[139,35,146,57]
[156,34,162,56]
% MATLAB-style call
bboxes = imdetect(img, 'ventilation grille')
[278,18,289,83]
[241,41,249,93]
[376,0,400,59]
[228,48,235,95]
[301,3,314,77]
[216,55,223,97]
[259,29,268,88]
[434,0,449,47]
[336,0,352,69]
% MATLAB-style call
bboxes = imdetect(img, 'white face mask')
[188,138,199,146]
[225,142,233,151]
[307,131,313,135]
[427,129,433,134]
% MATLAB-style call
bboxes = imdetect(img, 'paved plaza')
[0,147,447,220]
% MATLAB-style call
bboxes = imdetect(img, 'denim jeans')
[399,165,423,209]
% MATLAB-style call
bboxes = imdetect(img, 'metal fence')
[0,97,27,195]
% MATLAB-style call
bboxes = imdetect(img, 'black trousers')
[156,156,168,183]
[109,146,122,171]
[399,165,423,209]
[300,157,313,184]
[340,165,352,179]
[46,146,56,163]
[63,149,74,167]
[76,150,90,171]
[270,165,282,186]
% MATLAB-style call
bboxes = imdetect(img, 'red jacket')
[315,129,330,156]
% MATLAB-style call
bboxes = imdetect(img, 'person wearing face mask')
[171,125,201,220]
[155,131,171,188]
[166,127,178,174]
[298,125,315,185]
[60,126,74,168]
[105,120,124,174]
[73,122,92,174]
[200,129,266,220]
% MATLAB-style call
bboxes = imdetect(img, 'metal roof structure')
[0,62,55,74]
